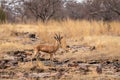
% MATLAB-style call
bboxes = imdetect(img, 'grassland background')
[0,19,120,80]
[0,19,120,60]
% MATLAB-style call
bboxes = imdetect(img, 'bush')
[0,7,6,23]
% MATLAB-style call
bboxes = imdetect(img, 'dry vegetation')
[0,20,120,80]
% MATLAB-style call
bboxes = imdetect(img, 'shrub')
[0,7,6,23]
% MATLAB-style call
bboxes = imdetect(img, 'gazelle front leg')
[31,49,39,64]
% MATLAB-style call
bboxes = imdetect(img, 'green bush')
[0,7,6,23]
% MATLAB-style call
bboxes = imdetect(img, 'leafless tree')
[24,0,63,22]
[83,0,120,21]
[105,0,120,16]
[1,0,26,22]
[65,0,85,20]
[1,0,120,23]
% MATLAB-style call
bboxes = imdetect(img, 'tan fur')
[31,33,63,66]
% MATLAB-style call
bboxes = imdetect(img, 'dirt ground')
[0,23,120,80]
[0,35,120,80]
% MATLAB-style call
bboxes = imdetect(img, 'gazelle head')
[54,33,63,47]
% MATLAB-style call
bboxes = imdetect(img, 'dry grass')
[1,19,120,37]
[0,19,120,80]
[0,19,120,58]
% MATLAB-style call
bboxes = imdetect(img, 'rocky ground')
[0,32,120,80]
[0,47,120,80]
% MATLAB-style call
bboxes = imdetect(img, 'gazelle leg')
[31,49,38,64]
[50,54,53,66]
[36,52,45,67]
[36,54,39,66]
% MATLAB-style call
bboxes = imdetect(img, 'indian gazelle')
[31,33,63,66]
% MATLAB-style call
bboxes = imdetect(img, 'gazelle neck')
[54,40,61,50]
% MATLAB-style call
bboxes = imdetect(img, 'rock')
[0,59,10,69]
[114,67,120,72]
[89,46,96,51]
[113,61,120,68]
[68,62,78,67]
[106,61,111,64]
[29,33,36,38]
[76,61,84,63]
[63,59,70,64]
[30,66,45,73]
[7,50,26,57]
[88,60,100,64]
[53,59,62,65]
[24,52,32,55]
[0,74,10,78]
[24,72,29,77]
[16,72,24,77]
[66,45,70,48]
[30,73,51,78]
[0,70,15,79]
[72,50,78,53]
[113,61,120,72]
[49,67,57,72]
[8,60,18,66]
[7,51,15,56]
[79,64,89,71]
[0,59,18,69]
[78,64,90,75]
[58,68,66,72]
[2,54,15,60]
[9,71,15,78]
[30,72,61,78]
[14,51,25,56]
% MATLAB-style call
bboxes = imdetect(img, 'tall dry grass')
[0,19,120,38]
[36,19,120,38]
[0,19,120,64]
[0,19,120,52]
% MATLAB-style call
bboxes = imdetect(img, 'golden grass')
[0,20,120,60]
[0,20,120,38]
[0,20,120,80]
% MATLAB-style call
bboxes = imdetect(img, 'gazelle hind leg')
[50,54,53,66]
